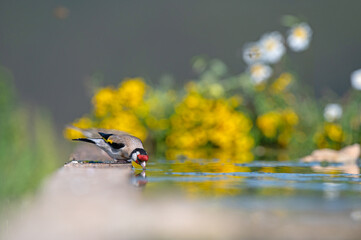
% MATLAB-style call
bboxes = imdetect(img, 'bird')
[69,126,149,169]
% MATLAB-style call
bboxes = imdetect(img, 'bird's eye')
[110,143,125,149]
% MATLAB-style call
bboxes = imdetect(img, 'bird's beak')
[140,161,147,169]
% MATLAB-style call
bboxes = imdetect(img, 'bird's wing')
[103,135,126,149]
[67,125,130,138]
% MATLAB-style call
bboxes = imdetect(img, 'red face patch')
[138,154,149,161]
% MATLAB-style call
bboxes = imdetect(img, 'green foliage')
[0,66,61,207]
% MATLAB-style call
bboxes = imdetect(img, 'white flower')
[259,31,286,64]
[351,69,361,90]
[243,42,263,65]
[287,23,313,52]
[324,104,342,122]
[249,63,273,84]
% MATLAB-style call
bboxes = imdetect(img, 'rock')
[2,165,240,240]
[301,144,360,163]
[3,162,361,239]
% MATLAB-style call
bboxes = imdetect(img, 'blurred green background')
[0,1,361,128]
[1,1,361,208]
[0,67,62,209]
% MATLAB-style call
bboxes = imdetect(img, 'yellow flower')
[283,109,298,126]
[324,123,345,142]
[314,123,346,149]
[271,73,293,93]
[183,92,203,109]
[166,91,254,157]
[257,109,298,147]
[92,87,116,117]
[117,78,146,108]
[257,111,281,138]
[63,117,93,139]
[70,78,148,142]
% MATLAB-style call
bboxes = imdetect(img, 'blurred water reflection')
[142,159,361,209]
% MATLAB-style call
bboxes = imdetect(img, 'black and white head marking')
[130,148,147,161]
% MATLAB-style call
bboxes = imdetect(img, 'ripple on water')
[142,159,361,209]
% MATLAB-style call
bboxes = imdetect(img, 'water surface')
[139,159,361,211]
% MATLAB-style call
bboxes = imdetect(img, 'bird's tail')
[66,125,82,132]
[65,125,96,138]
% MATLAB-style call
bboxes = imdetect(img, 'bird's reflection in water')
[130,170,148,187]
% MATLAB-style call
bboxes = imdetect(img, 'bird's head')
[131,148,149,169]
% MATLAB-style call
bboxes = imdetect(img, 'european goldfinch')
[71,127,149,169]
